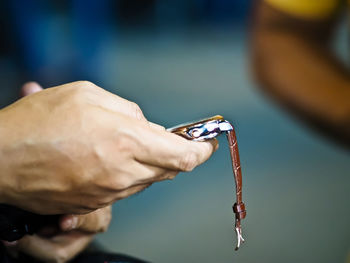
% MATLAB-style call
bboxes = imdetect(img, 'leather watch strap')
[168,115,247,250]
[227,129,246,250]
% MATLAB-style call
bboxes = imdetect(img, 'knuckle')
[55,81,97,98]
[75,80,97,90]
[178,151,199,172]
[66,87,87,102]
[129,101,144,120]
[66,81,97,99]
[115,132,136,153]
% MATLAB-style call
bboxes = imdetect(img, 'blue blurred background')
[0,1,349,262]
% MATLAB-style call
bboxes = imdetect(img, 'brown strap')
[226,129,246,250]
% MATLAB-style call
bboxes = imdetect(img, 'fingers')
[14,231,93,263]
[95,84,147,121]
[60,206,112,233]
[20,82,43,97]
[114,160,178,187]
[86,83,216,173]
[133,126,218,172]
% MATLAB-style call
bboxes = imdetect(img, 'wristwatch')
[168,115,246,250]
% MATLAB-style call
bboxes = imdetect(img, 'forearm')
[252,28,350,145]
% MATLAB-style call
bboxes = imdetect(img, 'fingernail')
[62,218,73,230]
[20,82,43,97]
[62,216,78,230]
[71,216,78,229]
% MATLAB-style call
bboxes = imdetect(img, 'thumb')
[20,81,43,97]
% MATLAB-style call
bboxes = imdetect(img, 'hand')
[0,81,217,214]
[6,206,112,263]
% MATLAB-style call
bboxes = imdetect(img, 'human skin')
[7,205,112,263]
[0,81,217,215]
[4,83,112,263]
[252,1,350,146]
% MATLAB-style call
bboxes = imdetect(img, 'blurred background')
[0,0,349,262]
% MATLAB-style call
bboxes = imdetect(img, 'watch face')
[167,115,228,141]
[167,115,224,133]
